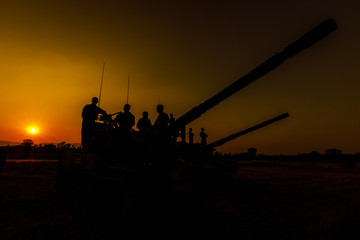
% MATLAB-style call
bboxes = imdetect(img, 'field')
[1,159,360,239]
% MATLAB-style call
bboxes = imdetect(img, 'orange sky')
[1,0,359,154]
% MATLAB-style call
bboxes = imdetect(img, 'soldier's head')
[124,104,131,112]
[201,128,204,131]
[91,97,99,105]
[189,128,192,131]
[156,104,164,114]
[142,111,148,118]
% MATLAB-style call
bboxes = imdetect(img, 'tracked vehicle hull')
[55,143,237,210]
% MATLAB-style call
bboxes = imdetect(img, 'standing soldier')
[188,127,194,144]
[137,111,152,134]
[114,104,135,134]
[153,104,169,139]
[81,97,108,151]
[153,104,169,129]
[200,128,208,145]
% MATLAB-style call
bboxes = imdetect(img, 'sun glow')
[21,120,50,143]
[27,126,39,135]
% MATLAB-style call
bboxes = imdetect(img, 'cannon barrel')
[208,113,290,148]
[175,19,337,128]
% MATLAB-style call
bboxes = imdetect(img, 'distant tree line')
[1,139,81,159]
[1,139,359,162]
[215,147,360,162]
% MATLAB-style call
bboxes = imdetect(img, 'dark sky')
[1,0,359,154]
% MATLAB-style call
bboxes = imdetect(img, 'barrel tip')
[325,18,338,30]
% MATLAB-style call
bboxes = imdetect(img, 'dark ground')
[1,159,360,239]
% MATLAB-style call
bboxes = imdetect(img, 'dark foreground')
[1,159,360,239]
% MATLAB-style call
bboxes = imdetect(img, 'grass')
[1,159,360,239]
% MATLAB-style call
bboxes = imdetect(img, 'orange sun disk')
[28,127,38,134]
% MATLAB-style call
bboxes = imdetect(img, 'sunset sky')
[1,0,359,154]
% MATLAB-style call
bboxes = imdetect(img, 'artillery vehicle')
[56,19,337,212]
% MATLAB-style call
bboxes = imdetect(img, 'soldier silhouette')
[153,104,169,139]
[188,127,194,144]
[200,128,208,145]
[137,111,152,134]
[114,104,135,134]
[81,97,108,151]
[153,104,169,129]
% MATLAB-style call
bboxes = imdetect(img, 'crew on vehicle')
[81,97,109,151]
[153,104,169,129]
[188,127,194,144]
[114,104,135,134]
[137,111,152,134]
[153,104,169,139]
[200,127,208,145]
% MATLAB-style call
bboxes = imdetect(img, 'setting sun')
[27,126,39,135]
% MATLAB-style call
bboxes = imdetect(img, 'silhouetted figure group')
[186,127,207,145]
[81,97,209,151]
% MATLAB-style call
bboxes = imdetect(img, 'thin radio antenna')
[127,74,130,104]
[98,62,105,107]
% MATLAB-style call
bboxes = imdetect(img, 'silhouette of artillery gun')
[208,113,290,149]
[56,19,337,206]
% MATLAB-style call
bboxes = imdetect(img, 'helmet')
[92,97,99,104]
[156,104,164,113]
[124,104,131,111]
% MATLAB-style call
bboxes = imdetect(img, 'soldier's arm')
[97,107,108,116]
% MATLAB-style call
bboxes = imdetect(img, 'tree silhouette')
[21,139,34,147]
[21,139,34,154]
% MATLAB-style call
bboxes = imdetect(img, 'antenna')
[98,62,105,107]
[127,74,130,104]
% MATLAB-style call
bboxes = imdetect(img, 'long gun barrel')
[208,113,290,148]
[175,19,337,129]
